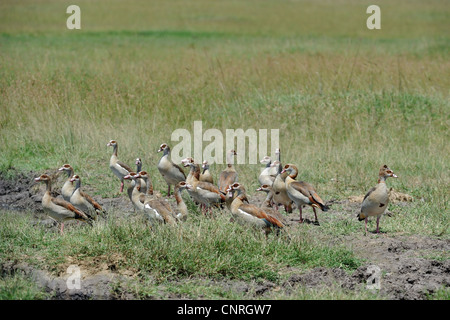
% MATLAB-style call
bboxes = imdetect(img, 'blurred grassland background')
[0,0,448,233]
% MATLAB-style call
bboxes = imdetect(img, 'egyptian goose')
[181,157,195,184]
[58,164,75,202]
[218,149,238,193]
[35,174,92,234]
[124,171,171,224]
[173,181,191,222]
[256,184,286,224]
[125,171,137,202]
[181,157,203,205]
[107,140,133,193]
[137,171,178,225]
[228,183,284,234]
[123,172,145,212]
[258,156,277,187]
[224,183,249,210]
[282,164,329,224]
[122,159,143,201]
[184,160,226,214]
[157,143,186,196]
[69,175,107,219]
[357,165,398,234]
[271,160,293,213]
[200,160,214,184]
[224,184,237,210]
[135,158,148,194]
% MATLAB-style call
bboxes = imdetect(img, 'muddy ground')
[0,170,449,300]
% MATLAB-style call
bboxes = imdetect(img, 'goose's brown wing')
[51,197,91,221]
[239,204,284,228]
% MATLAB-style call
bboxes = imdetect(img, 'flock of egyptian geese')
[34,140,398,235]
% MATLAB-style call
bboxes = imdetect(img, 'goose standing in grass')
[225,183,249,210]
[200,160,214,184]
[357,165,398,235]
[123,172,145,212]
[58,164,76,202]
[258,156,277,187]
[157,143,186,196]
[228,183,284,235]
[256,184,286,224]
[69,175,107,219]
[135,157,148,194]
[181,157,203,207]
[271,160,293,213]
[124,171,174,226]
[184,159,226,215]
[219,149,238,193]
[107,140,133,193]
[173,181,191,222]
[125,171,137,202]
[282,164,329,224]
[224,184,237,211]
[137,171,178,225]
[35,174,92,234]
[181,157,195,185]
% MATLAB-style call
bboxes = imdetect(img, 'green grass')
[0,211,362,280]
[0,210,363,299]
[0,0,449,299]
[0,272,50,300]
[426,287,450,300]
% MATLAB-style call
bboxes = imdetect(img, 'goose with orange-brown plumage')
[107,140,133,193]
[35,174,92,234]
[58,164,76,202]
[357,165,398,235]
[183,159,226,215]
[157,143,186,196]
[69,175,107,219]
[218,149,238,194]
[228,183,284,235]
[282,164,329,224]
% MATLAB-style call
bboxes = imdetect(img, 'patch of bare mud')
[0,170,43,213]
[282,234,449,300]
[0,260,133,300]
[0,168,134,225]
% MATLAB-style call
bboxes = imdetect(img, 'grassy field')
[0,0,449,300]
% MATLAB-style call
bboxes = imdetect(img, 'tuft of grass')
[426,287,450,300]
[265,283,383,300]
[0,272,51,300]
